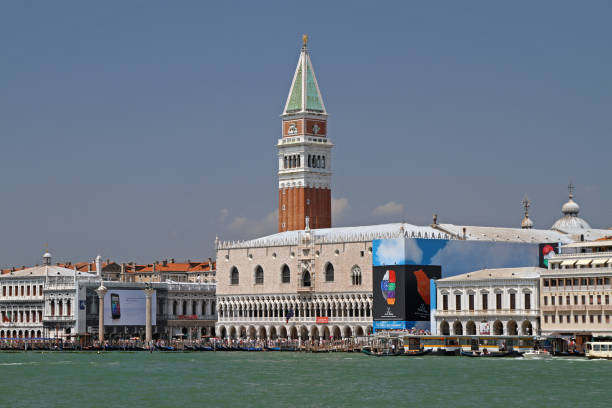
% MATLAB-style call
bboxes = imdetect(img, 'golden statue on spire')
[302,34,308,47]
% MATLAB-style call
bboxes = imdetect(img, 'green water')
[0,352,609,407]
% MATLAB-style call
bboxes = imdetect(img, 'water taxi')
[585,342,612,359]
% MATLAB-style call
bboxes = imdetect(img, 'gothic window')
[322,156,326,168]
[284,156,288,169]
[297,155,300,167]
[351,265,362,285]
[255,265,264,285]
[325,263,334,282]
[173,301,177,315]
[230,267,239,285]
[308,155,311,167]
[302,270,311,287]
[281,264,291,283]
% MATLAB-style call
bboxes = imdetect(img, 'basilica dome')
[552,189,591,233]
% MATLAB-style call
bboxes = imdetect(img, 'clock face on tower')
[312,124,320,135]
[288,123,298,136]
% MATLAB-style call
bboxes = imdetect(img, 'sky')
[1,1,611,268]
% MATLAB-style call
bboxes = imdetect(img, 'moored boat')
[585,341,612,359]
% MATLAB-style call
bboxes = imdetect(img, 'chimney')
[162,260,168,267]
[432,214,438,225]
[171,258,175,263]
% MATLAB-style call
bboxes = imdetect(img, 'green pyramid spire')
[283,41,327,115]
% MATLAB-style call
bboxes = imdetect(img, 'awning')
[561,260,577,266]
[576,259,592,266]
[549,258,562,264]
[591,258,608,265]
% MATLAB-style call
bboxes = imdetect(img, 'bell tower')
[278,36,332,232]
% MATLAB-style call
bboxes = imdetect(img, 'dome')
[552,187,591,233]
[561,198,580,215]
[552,215,591,233]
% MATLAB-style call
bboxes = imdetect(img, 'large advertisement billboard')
[103,290,156,326]
[373,265,441,321]
[372,238,543,331]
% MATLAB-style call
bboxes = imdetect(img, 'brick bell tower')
[278,35,332,232]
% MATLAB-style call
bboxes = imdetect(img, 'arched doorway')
[239,326,247,338]
[247,326,257,339]
[300,326,309,341]
[507,320,518,335]
[343,326,352,339]
[219,326,227,339]
[229,326,237,339]
[356,327,364,337]
[453,321,463,335]
[323,326,331,340]
[332,326,341,339]
[310,326,320,340]
[269,326,277,339]
[521,320,533,336]
[440,321,450,335]
[279,326,288,339]
[493,320,503,335]
[466,321,476,335]
[258,326,267,340]
[290,326,298,340]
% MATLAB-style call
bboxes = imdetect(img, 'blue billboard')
[372,238,542,332]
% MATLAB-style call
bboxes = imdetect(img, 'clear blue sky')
[1,1,611,268]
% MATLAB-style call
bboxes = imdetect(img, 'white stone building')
[541,239,612,339]
[434,267,543,337]
[0,252,97,340]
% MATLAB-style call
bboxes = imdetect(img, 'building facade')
[434,267,542,337]
[0,253,96,340]
[541,239,612,342]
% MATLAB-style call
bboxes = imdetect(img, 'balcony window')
[551,296,555,306]
[543,279,549,287]
[544,296,548,306]
[524,293,531,310]
[469,295,474,311]
[455,295,461,311]
[597,295,601,305]
[496,293,502,310]
[582,295,586,305]
[442,295,448,311]
[510,293,516,310]
[482,294,488,310]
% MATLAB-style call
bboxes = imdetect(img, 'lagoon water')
[0,351,609,407]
